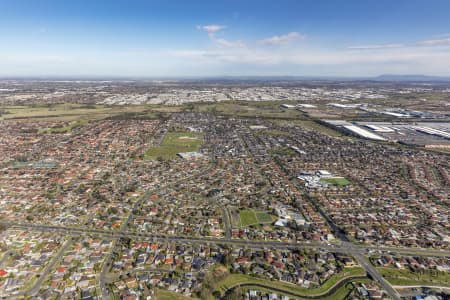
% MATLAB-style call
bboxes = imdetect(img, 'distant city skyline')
[1,0,450,77]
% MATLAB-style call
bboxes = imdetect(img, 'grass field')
[239,209,259,226]
[425,147,450,154]
[270,147,298,157]
[1,104,132,120]
[193,101,305,119]
[320,177,350,187]
[239,209,276,227]
[256,129,291,137]
[378,267,450,286]
[295,120,342,137]
[145,132,204,159]
[255,212,276,223]
[240,279,371,300]
[215,267,366,297]
[0,103,182,122]
[39,120,87,134]
[154,288,197,300]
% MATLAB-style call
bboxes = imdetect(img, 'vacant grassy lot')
[320,177,350,187]
[145,132,204,159]
[378,267,450,286]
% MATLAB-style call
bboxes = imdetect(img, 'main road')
[2,220,449,258]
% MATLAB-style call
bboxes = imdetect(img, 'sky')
[1,0,450,77]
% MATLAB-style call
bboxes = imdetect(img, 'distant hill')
[375,74,450,82]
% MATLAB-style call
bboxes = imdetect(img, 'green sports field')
[239,209,276,227]
[145,132,204,159]
[320,177,350,187]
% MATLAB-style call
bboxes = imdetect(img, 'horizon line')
[1,74,450,81]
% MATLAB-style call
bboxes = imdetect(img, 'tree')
[222,252,233,266]
[224,286,242,300]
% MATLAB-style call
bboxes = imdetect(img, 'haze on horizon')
[1,0,450,78]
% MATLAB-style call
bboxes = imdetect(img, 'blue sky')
[1,0,450,77]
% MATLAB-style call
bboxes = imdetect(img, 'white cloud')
[196,23,245,48]
[259,32,304,45]
[168,30,450,75]
[211,37,246,48]
[196,24,226,34]
[168,42,450,74]
[418,37,450,46]
[348,44,404,50]
[169,47,280,65]
[350,36,450,49]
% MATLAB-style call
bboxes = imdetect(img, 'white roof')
[365,124,394,133]
[343,125,386,141]
[318,170,331,175]
[414,126,450,139]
